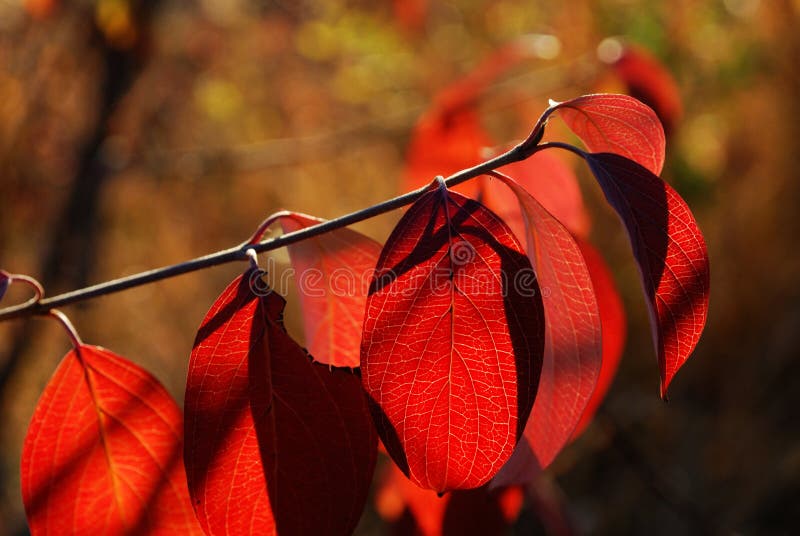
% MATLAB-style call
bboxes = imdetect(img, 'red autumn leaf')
[571,239,627,438]
[489,174,602,486]
[606,43,683,136]
[584,153,709,398]
[21,345,201,535]
[375,461,523,536]
[484,150,591,240]
[277,211,382,368]
[403,110,491,198]
[184,271,377,534]
[402,38,539,197]
[553,93,666,175]
[361,180,545,492]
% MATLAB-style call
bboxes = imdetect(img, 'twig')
[0,140,541,322]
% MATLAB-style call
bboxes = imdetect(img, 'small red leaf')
[485,150,591,239]
[554,93,666,175]
[21,345,201,535]
[184,272,377,534]
[490,175,602,486]
[585,153,709,398]
[277,212,382,367]
[607,44,683,136]
[571,239,627,438]
[361,181,545,492]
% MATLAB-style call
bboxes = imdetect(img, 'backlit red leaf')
[277,212,382,368]
[571,239,627,438]
[607,44,683,136]
[21,345,201,535]
[585,153,709,398]
[489,175,602,486]
[554,94,666,175]
[402,38,537,196]
[184,272,377,534]
[403,110,490,198]
[484,150,591,240]
[361,181,545,492]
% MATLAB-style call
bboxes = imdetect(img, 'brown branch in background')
[0,1,161,404]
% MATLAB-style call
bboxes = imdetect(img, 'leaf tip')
[659,380,671,402]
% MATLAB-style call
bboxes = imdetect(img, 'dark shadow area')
[250,287,377,535]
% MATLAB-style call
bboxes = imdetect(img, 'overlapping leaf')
[361,181,545,492]
[585,153,709,397]
[184,271,377,534]
[553,93,666,175]
[570,239,627,438]
[483,161,626,443]
[489,175,602,486]
[484,150,591,240]
[277,211,382,368]
[21,345,201,535]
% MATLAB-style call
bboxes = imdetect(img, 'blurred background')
[1,0,798,534]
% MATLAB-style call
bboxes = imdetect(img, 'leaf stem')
[8,274,45,302]
[48,309,84,348]
[533,141,588,159]
[0,143,529,322]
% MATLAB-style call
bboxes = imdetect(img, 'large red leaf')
[553,94,666,175]
[21,345,201,535]
[571,239,627,438]
[361,181,545,492]
[277,212,382,368]
[485,150,591,240]
[184,271,377,534]
[585,153,709,398]
[489,174,602,486]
